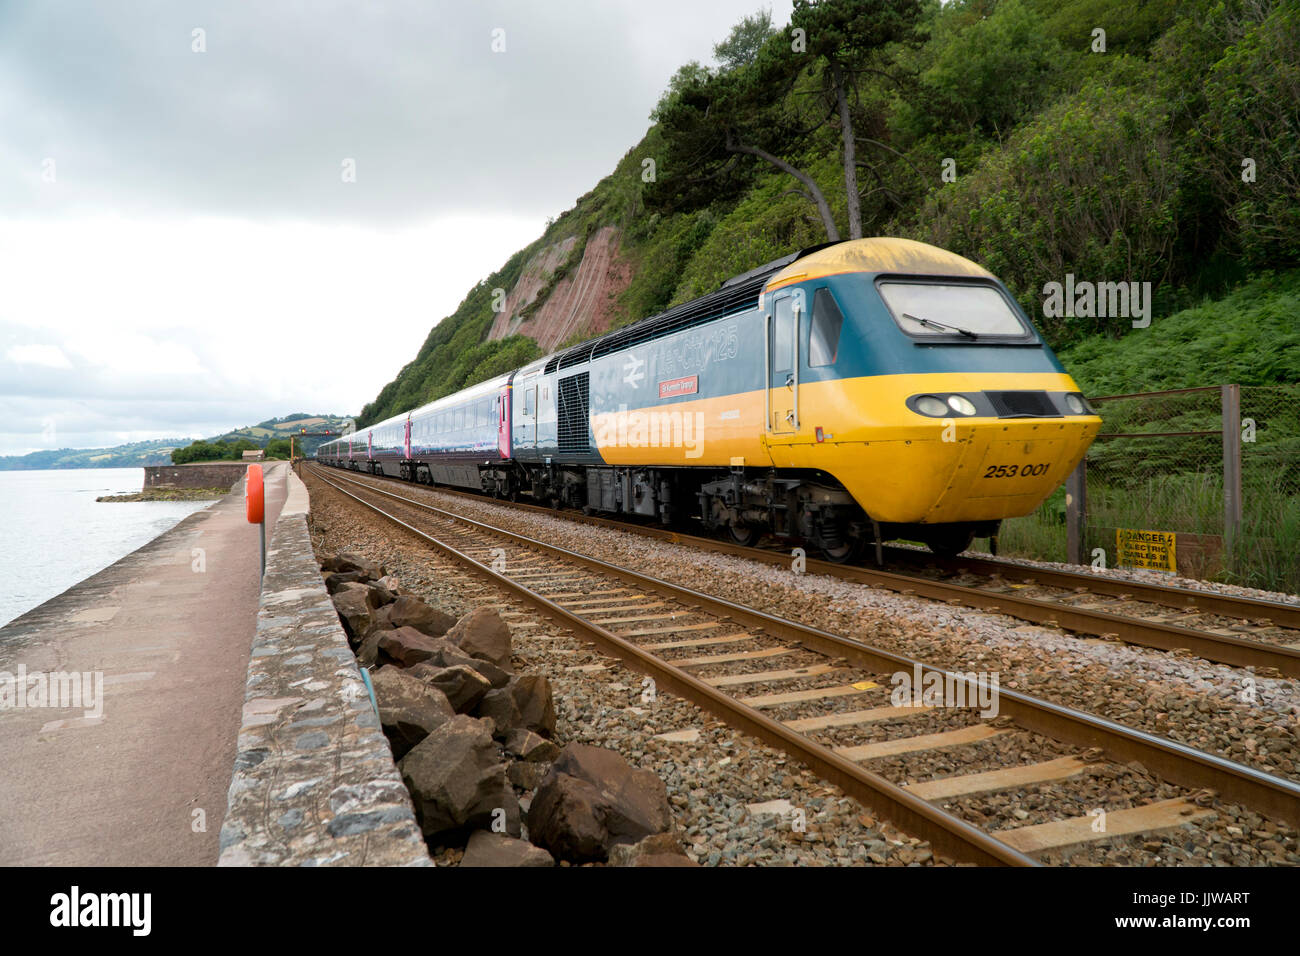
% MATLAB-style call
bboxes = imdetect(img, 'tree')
[647,41,843,239]
[788,0,923,239]
[713,7,776,70]
[264,438,293,459]
[647,1,922,242]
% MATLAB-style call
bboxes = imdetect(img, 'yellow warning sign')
[1116,528,1177,573]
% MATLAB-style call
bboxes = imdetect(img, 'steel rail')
[310,465,1300,830]
[317,464,1300,673]
[879,546,1300,631]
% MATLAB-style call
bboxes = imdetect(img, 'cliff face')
[486,225,634,353]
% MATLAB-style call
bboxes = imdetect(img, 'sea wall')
[218,468,430,867]
[144,462,249,489]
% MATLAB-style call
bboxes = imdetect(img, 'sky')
[0,0,793,456]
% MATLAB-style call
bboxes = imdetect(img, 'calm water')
[0,468,216,628]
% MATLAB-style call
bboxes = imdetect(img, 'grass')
[995,478,1300,594]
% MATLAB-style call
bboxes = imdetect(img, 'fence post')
[1221,383,1242,566]
[1066,458,1088,566]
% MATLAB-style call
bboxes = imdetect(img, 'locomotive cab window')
[807,288,844,367]
[877,279,1031,341]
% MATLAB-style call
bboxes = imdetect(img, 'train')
[316,237,1101,559]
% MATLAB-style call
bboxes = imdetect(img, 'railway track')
[306,464,1300,866]
[319,464,1300,677]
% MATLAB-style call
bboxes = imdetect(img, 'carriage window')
[773,296,794,373]
[808,288,844,367]
[523,384,535,416]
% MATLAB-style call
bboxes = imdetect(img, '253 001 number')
[983,462,1050,479]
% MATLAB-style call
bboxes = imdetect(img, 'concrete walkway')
[0,463,288,865]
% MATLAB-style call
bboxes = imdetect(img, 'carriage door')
[497,392,512,457]
[767,291,799,436]
[404,418,412,459]
[522,382,538,450]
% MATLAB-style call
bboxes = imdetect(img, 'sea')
[0,468,216,629]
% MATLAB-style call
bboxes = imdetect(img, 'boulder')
[323,570,366,593]
[369,666,455,758]
[400,716,519,841]
[607,832,698,868]
[510,675,556,737]
[368,604,394,632]
[475,687,522,739]
[526,743,673,862]
[356,630,386,668]
[331,587,374,643]
[460,831,554,868]
[525,772,609,862]
[377,627,443,667]
[463,657,512,690]
[410,664,492,713]
[366,581,397,607]
[505,728,560,763]
[386,595,455,640]
[324,551,385,581]
[553,744,672,846]
[404,640,510,688]
[508,761,548,791]
[446,607,513,672]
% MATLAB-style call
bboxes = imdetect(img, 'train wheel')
[921,527,975,557]
[726,524,761,548]
[820,539,862,564]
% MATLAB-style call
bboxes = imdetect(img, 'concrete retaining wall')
[218,468,431,866]
[145,462,250,489]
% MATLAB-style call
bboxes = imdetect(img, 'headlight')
[1065,394,1086,415]
[947,395,977,416]
[915,395,948,417]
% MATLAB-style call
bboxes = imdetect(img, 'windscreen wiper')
[902,313,978,339]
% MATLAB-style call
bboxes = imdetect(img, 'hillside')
[1058,270,1300,396]
[0,413,353,470]
[358,0,1299,427]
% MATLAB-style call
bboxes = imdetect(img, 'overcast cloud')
[0,0,793,455]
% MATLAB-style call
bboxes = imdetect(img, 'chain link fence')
[997,383,1300,595]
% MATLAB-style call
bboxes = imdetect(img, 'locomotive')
[317,237,1101,558]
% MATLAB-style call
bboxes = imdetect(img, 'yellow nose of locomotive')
[774,370,1101,525]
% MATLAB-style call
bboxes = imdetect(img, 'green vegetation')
[1056,270,1300,395]
[359,0,1299,428]
[170,439,260,464]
